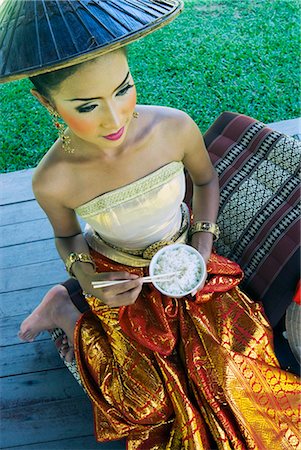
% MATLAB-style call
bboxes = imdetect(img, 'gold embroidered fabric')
[75,162,186,251]
[75,161,184,217]
[71,161,300,448]
[84,203,190,267]
[73,251,301,450]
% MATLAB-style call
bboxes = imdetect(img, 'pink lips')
[103,127,125,141]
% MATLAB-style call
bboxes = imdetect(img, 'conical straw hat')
[0,0,183,83]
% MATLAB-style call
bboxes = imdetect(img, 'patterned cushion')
[203,112,300,327]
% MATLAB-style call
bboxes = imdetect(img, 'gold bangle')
[189,221,220,241]
[65,252,96,278]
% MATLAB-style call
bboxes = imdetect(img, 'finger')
[102,278,143,295]
[107,284,143,307]
[89,279,142,304]
[95,271,139,281]
[120,283,143,303]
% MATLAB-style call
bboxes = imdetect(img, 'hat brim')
[0,0,184,83]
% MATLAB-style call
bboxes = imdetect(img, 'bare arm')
[181,114,220,263]
[33,177,142,306]
[190,173,219,263]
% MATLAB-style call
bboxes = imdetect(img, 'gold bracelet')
[65,252,96,278]
[189,221,220,241]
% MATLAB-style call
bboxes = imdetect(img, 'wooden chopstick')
[91,272,178,289]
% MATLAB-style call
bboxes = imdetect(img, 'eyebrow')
[67,71,130,102]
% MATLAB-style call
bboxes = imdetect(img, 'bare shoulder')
[32,142,71,205]
[137,105,202,159]
[32,143,81,236]
[138,105,199,140]
[137,106,214,184]
[158,106,200,139]
[138,104,193,125]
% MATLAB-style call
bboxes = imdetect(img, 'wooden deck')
[0,118,300,449]
[0,180,125,447]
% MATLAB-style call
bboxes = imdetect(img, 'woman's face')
[50,49,137,148]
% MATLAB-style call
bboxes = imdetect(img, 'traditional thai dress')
[71,162,300,449]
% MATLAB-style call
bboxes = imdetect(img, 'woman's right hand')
[77,270,143,307]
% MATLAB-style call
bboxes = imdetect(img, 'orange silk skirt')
[74,250,301,450]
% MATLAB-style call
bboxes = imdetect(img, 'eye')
[77,104,97,113]
[117,84,134,97]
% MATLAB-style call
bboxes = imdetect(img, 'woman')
[15,48,300,449]
[2,1,300,449]
[19,46,219,357]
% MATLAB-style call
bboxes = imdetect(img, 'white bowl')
[149,243,206,298]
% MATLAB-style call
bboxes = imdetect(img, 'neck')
[68,124,136,161]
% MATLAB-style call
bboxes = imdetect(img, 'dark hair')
[29,47,128,100]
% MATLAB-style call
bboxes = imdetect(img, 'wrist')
[64,252,96,278]
[189,221,219,242]
[190,234,213,263]
[72,261,96,277]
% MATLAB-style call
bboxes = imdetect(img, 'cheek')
[59,109,96,134]
[125,88,137,112]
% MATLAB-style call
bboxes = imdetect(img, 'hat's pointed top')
[0,0,183,83]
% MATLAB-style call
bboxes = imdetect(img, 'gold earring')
[133,111,139,119]
[49,109,75,154]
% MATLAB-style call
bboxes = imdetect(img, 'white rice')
[152,246,203,296]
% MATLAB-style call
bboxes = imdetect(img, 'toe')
[60,344,69,357]
[26,332,36,341]
[65,348,75,363]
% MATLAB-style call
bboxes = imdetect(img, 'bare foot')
[18,284,81,362]
[59,335,76,362]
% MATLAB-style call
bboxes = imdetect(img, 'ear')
[30,88,54,111]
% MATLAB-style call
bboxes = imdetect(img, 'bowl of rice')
[149,243,206,298]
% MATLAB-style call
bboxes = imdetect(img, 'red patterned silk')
[74,250,301,450]
[119,252,243,356]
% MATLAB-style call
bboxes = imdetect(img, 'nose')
[101,101,122,131]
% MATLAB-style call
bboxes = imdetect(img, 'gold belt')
[96,203,190,260]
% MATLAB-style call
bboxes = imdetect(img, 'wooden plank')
[0,168,35,205]
[0,200,46,226]
[1,340,65,377]
[0,395,97,447]
[1,368,86,410]
[0,284,63,318]
[0,239,58,269]
[0,260,66,293]
[0,313,49,346]
[267,117,301,136]
[0,215,84,247]
[0,218,54,247]
[2,435,125,449]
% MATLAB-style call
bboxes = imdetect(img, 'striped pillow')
[204,112,300,327]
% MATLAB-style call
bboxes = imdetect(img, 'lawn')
[0,0,300,172]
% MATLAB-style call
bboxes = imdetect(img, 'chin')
[103,136,126,146]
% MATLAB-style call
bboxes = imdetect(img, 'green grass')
[1,0,300,172]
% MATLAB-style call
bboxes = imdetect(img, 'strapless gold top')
[75,162,188,266]
[75,161,185,248]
